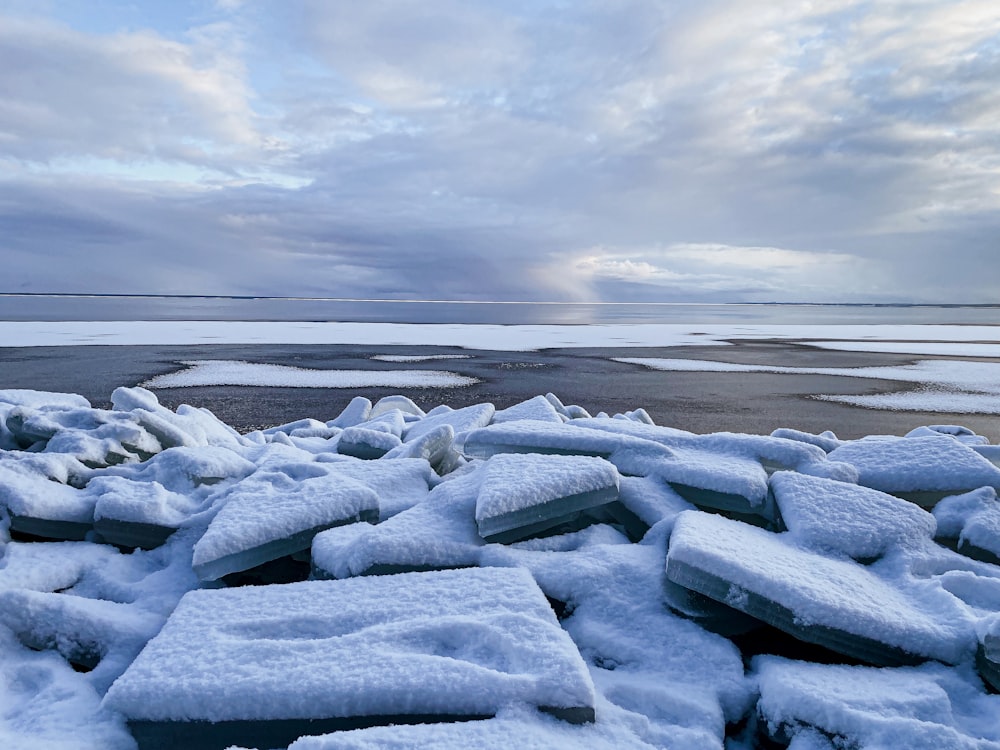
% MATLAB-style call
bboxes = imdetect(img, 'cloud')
[2,1,1000,303]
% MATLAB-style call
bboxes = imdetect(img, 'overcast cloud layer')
[2,0,998,302]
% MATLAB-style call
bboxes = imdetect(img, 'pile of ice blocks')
[2,387,1000,749]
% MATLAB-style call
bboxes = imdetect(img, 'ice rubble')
[0,386,999,749]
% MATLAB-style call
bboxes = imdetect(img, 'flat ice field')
[2,383,1000,750]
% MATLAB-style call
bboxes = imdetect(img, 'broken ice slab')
[753,655,1000,749]
[103,568,596,750]
[312,457,437,520]
[382,424,454,469]
[402,402,495,444]
[337,410,406,459]
[493,395,564,423]
[770,471,936,561]
[956,501,1000,566]
[666,511,975,666]
[311,466,483,579]
[327,396,372,429]
[979,619,1000,692]
[475,454,620,544]
[654,447,775,526]
[191,471,378,582]
[0,460,96,541]
[827,436,1000,507]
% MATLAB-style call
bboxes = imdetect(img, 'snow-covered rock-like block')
[493,395,564,424]
[770,471,936,561]
[311,467,482,579]
[382,424,454,468]
[656,447,773,523]
[104,569,596,749]
[827,436,1000,506]
[475,454,620,544]
[313,458,437,520]
[770,428,842,453]
[327,396,372,428]
[371,394,425,419]
[403,402,495,443]
[459,420,673,471]
[337,410,406,459]
[979,618,1000,692]
[753,656,1000,749]
[666,511,974,666]
[0,460,96,541]
[92,477,192,549]
[192,471,379,581]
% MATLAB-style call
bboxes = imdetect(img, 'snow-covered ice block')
[666,511,975,666]
[371,394,425,418]
[771,471,936,561]
[104,568,596,749]
[111,386,247,450]
[337,410,406,459]
[493,395,564,423]
[979,618,1000,692]
[311,467,482,578]
[92,477,192,549]
[655,446,774,525]
[770,427,842,453]
[459,420,673,475]
[0,460,96,541]
[382,424,454,468]
[959,504,1000,566]
[192,471,379,581]
[475,454,620,544]
[827,436,1000,506]
[753,655,1000,749]
[314,457,437,519]
[327,396,372,428]
[403,402,494,443]
[906,424,990,445]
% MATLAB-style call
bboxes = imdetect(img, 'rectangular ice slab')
[103,568,596,750]
[192,470,379,581]
[666,511,974,666]
[475,453,620,543]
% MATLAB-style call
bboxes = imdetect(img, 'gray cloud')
[2,1,999,302]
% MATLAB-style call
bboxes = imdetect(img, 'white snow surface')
[615,357,1000,415]
[141,360,478,389]
[754,656,1000,750]
[475,453,620,522]
[3,386,1000,747]
[3,320,998,351]
[667,511,976,664]
[103,568,595,722]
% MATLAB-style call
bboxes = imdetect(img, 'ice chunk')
[403,403,495,443]
[475,454,620,544]
[192,471,379,581]
[382,424,454,468]
[112,386,247,450]
[959,502,1000,565]
[371,395,425,418]
[313,457,437,519]
[666,511,975,665]
[754,655,1000,750]
[103,569,596,748]
[770,427,842,453]
[0,459,96,540]
[493,395,563,424]
[327,396,372,428]
[828,436,1000,506]
[337,410,406,459]
[771,471,936,561]
[979,617,1000,692]
[311,467,483,578]
[0,389,91,410]
[91,477,193,549]
[905,424,990,445]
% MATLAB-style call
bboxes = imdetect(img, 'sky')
[1,0,998,303]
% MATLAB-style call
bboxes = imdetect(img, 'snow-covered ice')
[2,385,1000,748]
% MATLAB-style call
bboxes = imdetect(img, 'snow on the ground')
[2,320,999,351]
[615,357,1000,414]
[2,385,1000,749]
[370,354,472,362]
[141,360,479,389]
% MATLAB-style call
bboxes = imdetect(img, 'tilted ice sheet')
[771,471,936,560]
[311,466,484,578]
[667,511,976,664]
[192,470,378,579]
[475,453,620,523]
[103,568,595,723]
[828,436,1000,493]
[754,656,1000,750]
